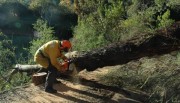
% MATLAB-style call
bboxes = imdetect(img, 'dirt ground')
[0,67,148,103]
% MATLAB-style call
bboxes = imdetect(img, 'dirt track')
[0,67,148,103]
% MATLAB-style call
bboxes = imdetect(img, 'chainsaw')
[66,59,77,76]
[67,59,74,71]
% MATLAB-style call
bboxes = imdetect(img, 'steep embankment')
[1,50,180,103]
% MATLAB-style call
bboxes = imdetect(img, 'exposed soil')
[0,67,148,103]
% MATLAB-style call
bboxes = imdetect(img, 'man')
[34,40,71,93]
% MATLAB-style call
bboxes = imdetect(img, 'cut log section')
[32,72,47,86]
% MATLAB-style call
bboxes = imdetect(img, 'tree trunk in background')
[74,21,180,71]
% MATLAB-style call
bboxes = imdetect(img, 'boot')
[45,65,58,93]
[54,79,61,84]
[45,87,57,93]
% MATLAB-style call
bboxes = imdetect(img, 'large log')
[73,21,180,71]
[11,22,180,73]
[6,64,45,83]
[14,64,43,72]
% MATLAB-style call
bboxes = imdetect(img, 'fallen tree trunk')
[74,35,180,71]
[14,64,43,73]
[74,21,180,71]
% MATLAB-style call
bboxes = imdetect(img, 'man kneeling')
[34,40,72,93]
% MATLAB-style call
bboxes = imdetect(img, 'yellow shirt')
[35,40,66,71]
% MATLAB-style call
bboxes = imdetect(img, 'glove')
[61,61,69,72]
[64,59,69,62]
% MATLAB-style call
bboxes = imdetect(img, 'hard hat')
[60,40,72,49]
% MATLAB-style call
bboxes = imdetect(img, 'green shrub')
[0,32,33,92]
[121,11,154,41]
[29,0,52,10]
[29,19,57,64]
[0,33,15,72]
[0,32,16,91]
[72,1,127,51]
[72,19,108,51]
[157,9,174,29]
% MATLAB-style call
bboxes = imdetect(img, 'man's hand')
[61,61,69,72]
[64,59,73,63]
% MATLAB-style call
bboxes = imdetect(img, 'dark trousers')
[45,63,58,90]
[38,50,58,90]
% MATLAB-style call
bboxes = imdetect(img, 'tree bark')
[6,64,45,83]
[73,21,180,71]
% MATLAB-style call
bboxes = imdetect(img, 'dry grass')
[99,51,180,103]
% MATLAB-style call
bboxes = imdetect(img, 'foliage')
[29,0,72,23]
[29,0,57,10]
[29,0,77,39]
[120,12,153,41]
[0,0,77,41]
[71,1,146,51]
[76,0,99,15]
[0,32,15,72]
[72,0,126,51]
[157,9,174,29]
[29,19,57,63]
[105,0,125,18]
[102,0,126,42]
[168,0,180,10]
[0,32,16,91]
[72,20,108,51]
[0,32,32,93]
[71,0,180,52]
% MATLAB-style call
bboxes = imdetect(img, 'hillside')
[0,66,148,103]
[0,51,180,103]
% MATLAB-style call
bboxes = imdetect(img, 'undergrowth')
[99,51,180,103]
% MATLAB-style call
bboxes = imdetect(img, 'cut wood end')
[33,72,47,76]
[32,72,47,86]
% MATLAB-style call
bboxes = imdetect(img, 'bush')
[0,32,15,72]
[157,9,174,29]
[29,19,57,64]
[121,12,154,41]
[72,19,108,51]
[0,32,16,91]
[72,1,127,51]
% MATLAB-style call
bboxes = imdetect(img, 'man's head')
[60,40,72,52]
